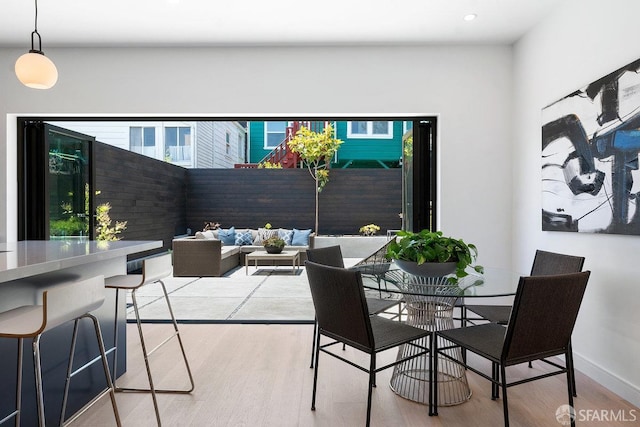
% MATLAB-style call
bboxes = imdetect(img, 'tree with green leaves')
[287,124,343,234]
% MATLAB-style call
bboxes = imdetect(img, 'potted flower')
[263,236,286,254]
[386,229,483,282]
[359,223,380,236]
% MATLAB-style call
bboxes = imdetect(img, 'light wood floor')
[73,323,638,427]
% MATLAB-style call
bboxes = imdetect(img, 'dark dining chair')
[306,245,402,368]
[465,250,585,324]
[433,271,590,427]
[464,250,585,395]
[305,261,432,427]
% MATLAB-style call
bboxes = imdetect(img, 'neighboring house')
[53,121,247,168]
[246,120,412,168]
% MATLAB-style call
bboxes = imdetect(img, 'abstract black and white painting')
[542,58,640,235]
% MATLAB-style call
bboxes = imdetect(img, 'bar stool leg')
[60,314,122,427]
[158,279,195,393]
[1,338,24,426]
[131,289,162,426]
[32,335,46,427]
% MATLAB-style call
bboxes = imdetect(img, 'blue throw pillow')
[291,228,312,246]
[235,231,253,246]
[278,228,294,245]
[218,227,236,246]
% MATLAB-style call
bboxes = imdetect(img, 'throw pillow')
[277,228,294,246]
[218,227,236,246]
[235,230,253,246]
[195,230,216,239]
[291,228,312,246]
[253,227,278,245]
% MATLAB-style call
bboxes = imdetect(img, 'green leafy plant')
[95,202,127,241]
[263,236,285,249]
[359,223,380,236]
[287,124,343,234]
[258,161,283,169]
[386,230,483,281]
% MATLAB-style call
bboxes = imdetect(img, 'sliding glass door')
[18,122,95,240]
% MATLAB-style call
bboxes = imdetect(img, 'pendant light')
[15,0,58,89]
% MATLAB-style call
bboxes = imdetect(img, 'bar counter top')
[0,240,161,284]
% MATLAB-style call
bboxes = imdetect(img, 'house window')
[237,134,244,161]
[130,127,156,157]
[347,121,393,139]
[264,121,287,149]
[165,126,191,162]
[225,131,231,155]
[403,121,414,134]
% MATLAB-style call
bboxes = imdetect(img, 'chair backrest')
[305,261,373,352]
[530,250,585,276]
[143,253,173,285]
[306,245,345,268]
[502,271,590,365]
[45,275,106,332]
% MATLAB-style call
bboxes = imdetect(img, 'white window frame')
[403,121,414,134]
[347,121,393,139]
[163,125,193,164]
[264,121,288,149]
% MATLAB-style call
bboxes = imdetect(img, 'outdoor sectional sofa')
[172,227,314,277]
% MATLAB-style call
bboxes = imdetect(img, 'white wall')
[513,0,640,406]
[0,45,514,269]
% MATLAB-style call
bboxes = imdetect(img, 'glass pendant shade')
[15,51,58,89]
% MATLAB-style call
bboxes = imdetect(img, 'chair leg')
[12,338,24,427]
[32,335,46,427]
[158,280,195,393]
[566,350,576,427]
[500,365,509,427]
[311,330,321,410]
[310,319,317,368]
[491,362,500,400]
[432,335,439,416]
[89,313,122,426]
[366,354,376,427]
[428,333,434,416]
[59,315,122,427]
[60,319,81,426]
[568,340,577,397]
[131,290,162,426]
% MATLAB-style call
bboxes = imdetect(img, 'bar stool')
[0,275,121,427]
[105,253,194,426]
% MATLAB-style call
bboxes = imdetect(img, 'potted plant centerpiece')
[386,229,483,282]
[263,236,286,254]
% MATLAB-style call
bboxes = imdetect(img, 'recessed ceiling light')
[463,14,477,22]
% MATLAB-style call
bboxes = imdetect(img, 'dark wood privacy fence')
[95,142,187,255]
[186,168,402,236]
[96,143,402,254]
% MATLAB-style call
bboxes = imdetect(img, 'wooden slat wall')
[95,144,401,255]
[186,168,402,236]
[94,142,187,255]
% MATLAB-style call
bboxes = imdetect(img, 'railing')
[235,121,328,168]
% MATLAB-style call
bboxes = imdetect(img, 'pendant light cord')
[30,0,42,53]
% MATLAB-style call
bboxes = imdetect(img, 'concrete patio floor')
[128,258,388,323]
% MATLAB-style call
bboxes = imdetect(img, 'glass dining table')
[355,264,522,407]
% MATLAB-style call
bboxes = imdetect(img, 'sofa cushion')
[292,228,312,246]
[195,230,216,239]
[235,230,254,245]
[278,228,294,245]
[218,227,236,245]
[253,227,278,245]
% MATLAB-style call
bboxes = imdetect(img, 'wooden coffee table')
[245,250,301,275]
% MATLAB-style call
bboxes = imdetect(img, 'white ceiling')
[0,0,563,48]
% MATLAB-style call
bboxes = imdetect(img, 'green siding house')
[247,120,411,168]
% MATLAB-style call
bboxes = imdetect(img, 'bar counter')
[0,240,161,426]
